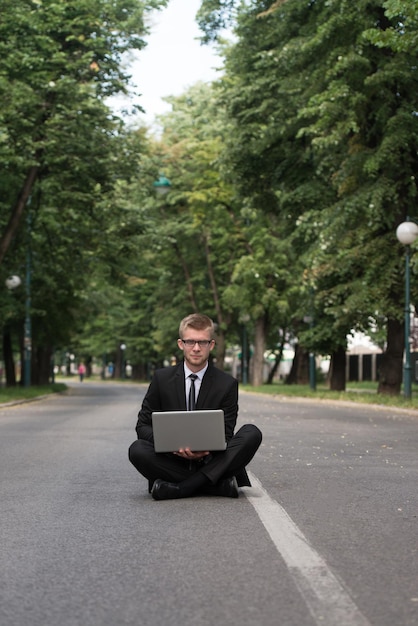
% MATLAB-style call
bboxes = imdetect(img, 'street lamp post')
[396,220,418,399]
[5,276,22,387]
[120,343,126,379]
[4,203,32,389]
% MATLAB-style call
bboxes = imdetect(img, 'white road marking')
[245,472,371,626]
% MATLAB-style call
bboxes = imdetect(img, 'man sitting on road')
[128,313,262,500]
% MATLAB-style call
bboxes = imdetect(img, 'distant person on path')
[128,313,262,500]
[78,363,86,382]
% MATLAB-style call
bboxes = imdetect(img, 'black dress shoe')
[151,479,182,501]
[203,476,239,498]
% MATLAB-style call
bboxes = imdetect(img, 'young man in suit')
[128,313,262,500]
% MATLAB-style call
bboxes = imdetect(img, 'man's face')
[177,327,215,372]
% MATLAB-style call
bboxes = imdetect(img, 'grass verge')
[242,381,418,410]
[0,383,67,404]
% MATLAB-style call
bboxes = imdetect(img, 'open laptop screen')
[152,409,226,453]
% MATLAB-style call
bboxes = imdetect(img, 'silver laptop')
[152,409,226,453]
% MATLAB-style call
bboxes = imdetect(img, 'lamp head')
[396,221,418,245]
[5,275,22,290]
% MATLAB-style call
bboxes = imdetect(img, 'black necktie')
[188,374,198,411]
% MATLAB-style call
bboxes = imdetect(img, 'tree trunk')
[252,315,266,386]
[286,345,298,384]
[114,344,125,378]
[214,330,226,370]
[297,346,309,384]
[329,346,346,391]
[267,353,280,384]
[202,233,232,372]
[378,317,403,395]
[32,345,53,385]
[131,362,147,381]
[267,333,285,384]
[0,165,39,266]
[286,344,309,384]
[3,329,16,387]
[173,242,198,311]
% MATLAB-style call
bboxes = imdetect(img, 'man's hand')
[173,448,210,460]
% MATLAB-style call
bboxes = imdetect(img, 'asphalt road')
[1,381,417,626]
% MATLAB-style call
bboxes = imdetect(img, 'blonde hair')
[179,314,215,339]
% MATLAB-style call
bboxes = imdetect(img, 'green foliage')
[142,83,247,357]
[364,0,418,52]
[81,0,418,394]
[196,0,239,43]
[216,0,418,367]
[0,0,167,381]
[4,0,418,393]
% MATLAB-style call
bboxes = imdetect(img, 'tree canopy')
[0,0,167,382]
[2,0,418,396]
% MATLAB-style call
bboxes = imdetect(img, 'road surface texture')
[1,381,417,626]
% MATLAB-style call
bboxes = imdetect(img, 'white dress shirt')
[184,363,207,409]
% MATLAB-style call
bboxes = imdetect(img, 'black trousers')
[128,424,262,491]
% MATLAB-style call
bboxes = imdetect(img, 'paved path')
[1,381,417,626]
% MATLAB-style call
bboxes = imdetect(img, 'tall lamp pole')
[120,343,126,379]
[396,220,418,399]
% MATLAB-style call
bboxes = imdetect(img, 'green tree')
[209,0,336,385]
[297,0,418,394]
[67,80,246,376]
[0,0,168,383]
[0,0,167,262]
[125,82,250,371]
[200,0,418,394]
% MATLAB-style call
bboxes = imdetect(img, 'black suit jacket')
[136,362,238,443]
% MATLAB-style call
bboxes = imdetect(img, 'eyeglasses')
[181,339,213,348]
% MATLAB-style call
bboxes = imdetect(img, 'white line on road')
[245,472,371,626]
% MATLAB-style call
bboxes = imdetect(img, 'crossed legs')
[128,424,262,498]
